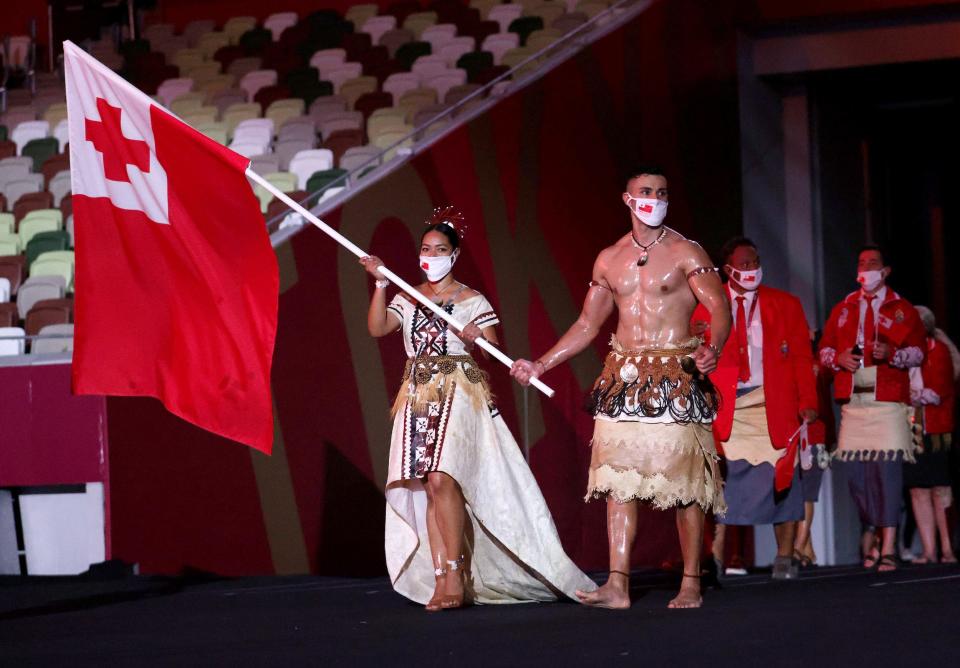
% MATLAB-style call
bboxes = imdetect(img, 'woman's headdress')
[426,205,467,240]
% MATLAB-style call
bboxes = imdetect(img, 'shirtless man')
[511,167,731,609]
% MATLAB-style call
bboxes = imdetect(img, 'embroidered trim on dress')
[586,464,726,514]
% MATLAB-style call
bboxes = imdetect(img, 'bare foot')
[941,553,957,564]
[667,579,702,609]
[575,581,630,609]
[877,555,898,573]
[911,554,935,565]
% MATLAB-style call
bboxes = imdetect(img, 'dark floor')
[1,563,958,667]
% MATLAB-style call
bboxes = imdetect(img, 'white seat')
[412,58,449,81]
[318,112,363,139]
[239,70,279,102]
[324,63,364,94]
[53,119,70,152]
[157,78,194,107]
[423,70,468,104]
[278,120,317,143]
[309,48,348,77]
[0,327,26,356]
[3,175,44,209]
[229,141,271,159]
[32,323,75,354]
[438,37,476,67]
[49,171,72,208]
[383,73,421,104]
[11,120,50,155]
[0,162,31,189]
[340,145,381,172]
[234,117,276,141]
[288,149,335,189]
[0,277,10,303]
[249,154,281,175]
[421,24,458,52]
[66,214,74,247]
[264,12,298,40]
[274,138,317,170]
[482,33,521,65]
[488,4,524,32]
[360,16,398,45]
[17,276,65,320]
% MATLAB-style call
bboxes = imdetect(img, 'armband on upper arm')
[686,266,719,280]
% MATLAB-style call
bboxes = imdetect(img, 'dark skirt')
[843,457,903,527]
[719,459,804,525]
[800,457,825,503]
[903,435,952,489]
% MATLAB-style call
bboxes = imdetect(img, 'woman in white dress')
[359,207,596,611]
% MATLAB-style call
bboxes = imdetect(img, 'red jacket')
[692,285,818,491]
[818,288,925,404]
[921,338,955,435]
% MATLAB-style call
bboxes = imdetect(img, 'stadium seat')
[170,92,207,116]
[31,323,74,354]
[25,230,70,266]
[0,326,26,355]
[0,213,13,235]
[197,32,230,60]
[23,137,59,172]
[305,168,348,194]
[275,139,318,171]
[383,72,421,103]
[457,50,495,82]
[340,77,379,109]
[266,99,306,130]
[355,92,395,120]
[0,277,9,303]
[30,251,75,290]
[446,83,484,107]
[25,298,73,336]
[278,118,318,143]
[11,121,50,155]
[264,12,299,41]
[157,77,195,107]
[0,234,20,256]
[253,172,298,212]
[345,4,379,28]
[438,37,476,67]
[398,88,439,122]
[239,28,274,56]
[395,41,432,70]
[224,17,258,45]
[423,69,467,102]
[289,149,336,189]
[323,128,364,164]
[371,125,414,160]
[41,153,70,186]
[319,111,364,139]
[4,176,44,214]
[404,12,440,38]
[42,102,69,127]
[367,108,408,139]
[529,3,565,26]
[17,275,65,319]
[361,16,398,46]
[19,216,60,248]
[182,107,219,126]
[380,29,415,57]
[249,154,282,176]
[489,4,525,31]
[222,103,263,135]
[240,70,279,102]
[421,24,458,53]
[0,255,25,295]
[310,49,348,76]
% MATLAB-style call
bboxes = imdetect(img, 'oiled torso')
[597,230,700,350]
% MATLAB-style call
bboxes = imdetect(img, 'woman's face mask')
[419,251,458,282]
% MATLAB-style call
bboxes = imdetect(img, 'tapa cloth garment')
[723,386,787,467]
[718,460,803,525]
[384,291,595,604]
[586,338,725,514]
[836,367,914,462]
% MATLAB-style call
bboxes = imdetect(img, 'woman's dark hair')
[420,223,460,250]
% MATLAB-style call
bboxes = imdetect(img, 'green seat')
[508,16,545,46]
[457,51,494,82]
[306,168,347,194]
[0,212,14,235]
[239,27,272,55]
[253,171,298,212]
[31,250,75,291]
[395,41,432,70]
[19,217,60,247]
[20,208,63,228]
[0,232,20,256]
[26,230,70,266]
[22,137,60,172]
[0,125,7,142]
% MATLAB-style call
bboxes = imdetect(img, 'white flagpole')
[246,168,555,398]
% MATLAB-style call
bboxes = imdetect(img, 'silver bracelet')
[374,279,389,289]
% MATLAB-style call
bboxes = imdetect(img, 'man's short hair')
[719,236,757,266]
[858,243,885,265]
[624,165,666,190]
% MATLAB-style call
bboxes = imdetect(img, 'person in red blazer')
[818,245,926,572]
[692,237,818,580]
[904,305,957,564]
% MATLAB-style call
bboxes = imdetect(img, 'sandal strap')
[446,555,465,572]
[434,566,447,577]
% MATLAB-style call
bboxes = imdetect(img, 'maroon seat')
[474,65,510,86]
[25,298,73,336]
[386,1,421,25]
[341,33,373,62]
[0,303,17,327]
[41,153,71,187]
[0,140,16,160]
[463,20,500,45]
[355,92,394,120]
[60,193,73,221]
[0,255,26,296]
[366,59,406,84]
[254,85,293,110]
[359,45,390,73]
[322,128,364,165]
[214,45,244,69]
[13,192,54,224]
[265,189,308,222]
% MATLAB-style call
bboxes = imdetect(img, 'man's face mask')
[625,196,668,228]
[726,266,762,291]
[419,252,457,282]
[857,269,884,292]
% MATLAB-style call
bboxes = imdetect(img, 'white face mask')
[726,265,762,291]
[857,269,884,292]
[626,196,668,228]
[419,252,457,282]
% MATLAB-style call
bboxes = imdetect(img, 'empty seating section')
[0,0,616,353]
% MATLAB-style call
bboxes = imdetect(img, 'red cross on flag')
[64,40,279,453]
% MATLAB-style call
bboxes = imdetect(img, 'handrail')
[265,0,652,245]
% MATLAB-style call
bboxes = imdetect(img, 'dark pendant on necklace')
[637,252,649,267]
